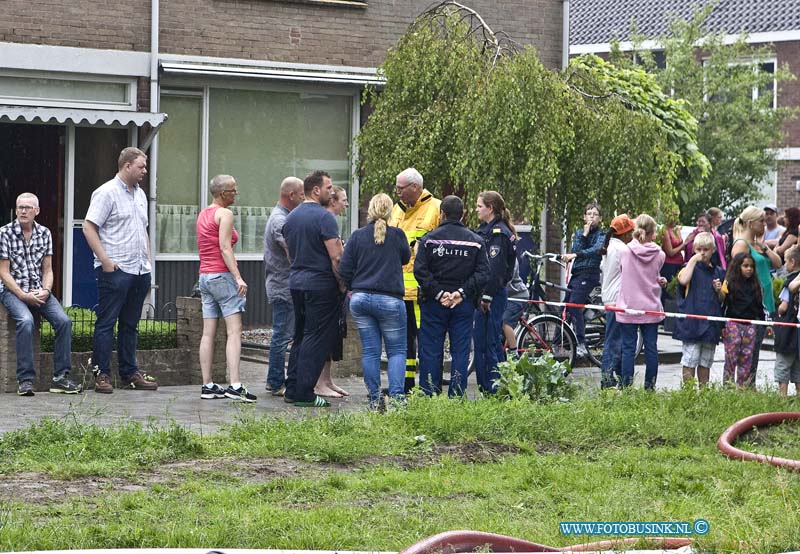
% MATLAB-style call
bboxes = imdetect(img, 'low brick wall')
[0,296,227,392]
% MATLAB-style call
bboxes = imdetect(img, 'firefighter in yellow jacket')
[389,168,441,392]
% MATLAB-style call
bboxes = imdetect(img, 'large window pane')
[157,95,203,253]
[208,88,352,252]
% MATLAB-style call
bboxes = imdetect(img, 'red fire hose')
[398,530,692,553]
[401,414,799,554]
[717,411,800,471]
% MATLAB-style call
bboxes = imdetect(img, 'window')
[156,86,354,256]
[0,71,136,110]
[156,94,203,254]
[74,127,129,219]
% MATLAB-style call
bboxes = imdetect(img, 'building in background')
[570,0,800,212]
[0,0,565,324]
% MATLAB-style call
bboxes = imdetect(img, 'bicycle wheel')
[515,313,577,368]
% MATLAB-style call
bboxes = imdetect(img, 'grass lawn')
[0,387,798,553]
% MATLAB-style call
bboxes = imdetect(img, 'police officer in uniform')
[473,191,516,393]
[414,195,489,397]
[389,168,441,392]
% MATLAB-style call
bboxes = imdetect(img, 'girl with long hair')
[473,191,516,393]
[720,252,765,387]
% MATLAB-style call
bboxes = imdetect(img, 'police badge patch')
[489,245,500,258]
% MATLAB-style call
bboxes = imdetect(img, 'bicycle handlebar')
[522,251,566,268]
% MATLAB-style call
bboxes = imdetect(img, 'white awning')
[160,60,383,86]
[0,106,167,128]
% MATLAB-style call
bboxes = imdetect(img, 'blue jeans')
[600,311,622,388]
[472,288,507,393]
[349,292,407,403]
[267,296,294,391]
[418,298,473,397]
[1,290,72,383]
[621,322,659,390]
[92,269,151,378]
[566,271,600,344]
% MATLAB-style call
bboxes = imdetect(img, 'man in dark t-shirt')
[282,170,343,407]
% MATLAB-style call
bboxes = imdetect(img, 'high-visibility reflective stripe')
[414,301,421,327]
[405,371,416,378]
[406,358,417,366]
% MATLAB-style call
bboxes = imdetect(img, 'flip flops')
[294,395,331,408]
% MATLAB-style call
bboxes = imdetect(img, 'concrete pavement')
[0,334,780,436]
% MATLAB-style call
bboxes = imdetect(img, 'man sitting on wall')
[0,193,80,396]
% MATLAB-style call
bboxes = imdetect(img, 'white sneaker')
[576,343,589,358]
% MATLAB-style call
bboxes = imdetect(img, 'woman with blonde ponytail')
[615,213,667,390]
[339,193,411,409]
[729,205,782,387]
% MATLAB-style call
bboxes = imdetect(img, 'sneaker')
[94,372,113,394]
[576,343,589,358]
[201,383,226,399]
[120,372,158,390]
[17,381,34,396]
[50,377,82,394]
[294,395,330,408]
[224,385,257,403]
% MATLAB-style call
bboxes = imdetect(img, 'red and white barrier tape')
[506,297,800,328]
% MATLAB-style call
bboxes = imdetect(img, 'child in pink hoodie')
[616,214,667,389]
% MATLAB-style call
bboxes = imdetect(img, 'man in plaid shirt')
[83,147,158,393]
[0,193,81,396]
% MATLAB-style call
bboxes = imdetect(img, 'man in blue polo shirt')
[282,170,343,408]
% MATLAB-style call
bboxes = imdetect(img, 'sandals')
[294,395,331,408]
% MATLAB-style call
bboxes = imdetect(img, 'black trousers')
[285,288,341,402]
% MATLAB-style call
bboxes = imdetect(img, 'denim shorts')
[775,351,800,383]
[502,297,525,327]
[680,341,716,369]
[199,272,246,319]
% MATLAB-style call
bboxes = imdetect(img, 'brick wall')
[777,41,800,145]
[0,0,150,51]
[777,161,800,210]
[159,0,563,69]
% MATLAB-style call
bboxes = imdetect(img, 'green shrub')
[40,308,176,352]
[494,351,576,402]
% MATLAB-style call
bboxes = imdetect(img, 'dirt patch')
[0,441,521,505]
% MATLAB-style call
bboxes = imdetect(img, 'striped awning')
[0,106,167,127]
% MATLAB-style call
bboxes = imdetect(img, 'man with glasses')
[83,146,158,393]
[0,193,81,395]
[389,168,440,392]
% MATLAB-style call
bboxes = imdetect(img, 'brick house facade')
[0,0,564,324]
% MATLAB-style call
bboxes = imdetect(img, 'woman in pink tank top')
[660,208,686,303]
[196,175,256,403]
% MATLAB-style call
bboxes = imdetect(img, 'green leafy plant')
[494,351,575,402]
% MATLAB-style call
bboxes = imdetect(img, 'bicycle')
[513,252,643,369]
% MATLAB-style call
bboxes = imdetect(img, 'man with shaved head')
[0,193,80,396]
[263,176,305,395]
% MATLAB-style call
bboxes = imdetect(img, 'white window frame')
[0,69,137,111]
[155,80,361,262]
[702,57,777,109]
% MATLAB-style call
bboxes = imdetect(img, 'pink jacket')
[616,239,666,324]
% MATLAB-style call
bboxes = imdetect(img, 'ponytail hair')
[734,206,764,240]
[478,191,516,236]
[368,193,393,245]
[632,213,657,243]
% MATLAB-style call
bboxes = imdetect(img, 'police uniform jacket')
[414,219,490,304]
[474,217,515,299]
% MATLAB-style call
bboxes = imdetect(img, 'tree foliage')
[356,2,703,232]
[615,7,797,221]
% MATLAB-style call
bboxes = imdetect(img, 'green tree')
[356,2,701,233]
[616,8,796,220]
